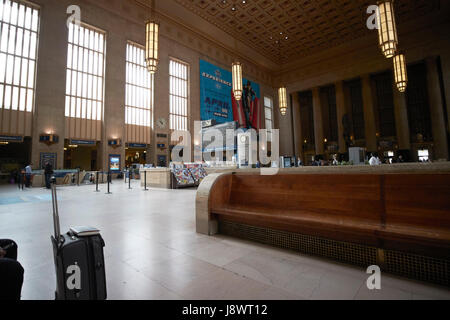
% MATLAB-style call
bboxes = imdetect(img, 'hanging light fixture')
[393,52,407,92]
[230,1,243,101]
[377,0,398,59]
[278,87,287,116]
[276,35,287,116]
[232,61,243,101]
[145,0,159,74]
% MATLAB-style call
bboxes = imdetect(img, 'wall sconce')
[108,138,122,148]
[39,133,59,145]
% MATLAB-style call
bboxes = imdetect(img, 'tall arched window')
[169,58,189,131]
[0,0,40,113]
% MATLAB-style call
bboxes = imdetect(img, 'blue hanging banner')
[199,60,260,127]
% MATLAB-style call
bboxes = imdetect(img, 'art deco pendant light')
[377,0,398,59]
[231,2,243,101]
[145,0,159,74]
[393,52,408,92]
[277,37,287,116]
[278,87,287,116]
[232,61,243,101]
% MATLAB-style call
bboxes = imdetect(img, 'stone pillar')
[277,91,294,157]
[101,31,126,171]
[438,49,450,153]
[152,39,171,166]
[335,81,347,154]
[361,74,378,152]
[312,87,324,155]
[31,0,68,170]
[426,57,449,160]
[392,82,411,150]
[291,92,303,159]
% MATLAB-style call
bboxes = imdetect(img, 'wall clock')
[156,117,167,129]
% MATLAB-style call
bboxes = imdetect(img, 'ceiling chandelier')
[232,61,243,101]
[231,1,243,101]
[145,0,159,74]
[276,36,287,116]
[393,53,407,92]
[377,0,398,59]
[278,87,287,116]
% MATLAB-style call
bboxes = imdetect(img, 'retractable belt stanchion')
[128,169,132,189]
[77,169,80,186]
[143,170,148,191]
[95,171,100,192]
[106,171,112,194]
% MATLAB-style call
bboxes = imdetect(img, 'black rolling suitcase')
[50,180,107,300]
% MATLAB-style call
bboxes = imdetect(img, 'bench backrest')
[227,173,383,224]
[384,174,450,230]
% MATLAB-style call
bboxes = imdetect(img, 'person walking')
[44,161,54,189]
[24,163,32,188]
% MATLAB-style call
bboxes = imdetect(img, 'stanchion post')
[106,171,112,194]
[143,170,148,191]
[128,168,132,189]
[95,171,99,192]
[77,169,80,186]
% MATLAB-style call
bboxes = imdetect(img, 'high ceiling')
[171,0,441,64]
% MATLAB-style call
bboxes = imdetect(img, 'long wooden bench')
[196,164,450,285]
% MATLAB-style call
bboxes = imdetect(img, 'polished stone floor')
[0,181,449,300]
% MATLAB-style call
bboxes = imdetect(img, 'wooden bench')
[196,164,450,267]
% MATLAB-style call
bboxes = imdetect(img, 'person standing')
[369,153,381,166]
[44,161,54,189]
[332,154,339,166]
[24,163,32,188]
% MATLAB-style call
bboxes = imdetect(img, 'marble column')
[291,92,303,159]
[277,91,294,156]
[335,81,347,154]
[392,82,411,150]
[426,57,449,160]
[31,1,68,169]
[361,74,378,152]
[101,31,127,171]
[439,49,450,148]
[312,87,324,155]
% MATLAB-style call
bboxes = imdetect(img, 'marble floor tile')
[1,182,449,300]
[177,268,270,300]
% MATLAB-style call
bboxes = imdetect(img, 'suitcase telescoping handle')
[51,177,61,241]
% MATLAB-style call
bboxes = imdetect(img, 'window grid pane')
[169,59,188,131]
[0,0,39,112]
[65,22,105,120]
[125,42,153,127]
[264,96,273,140]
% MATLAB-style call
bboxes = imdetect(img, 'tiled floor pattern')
[0,182,449,300]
